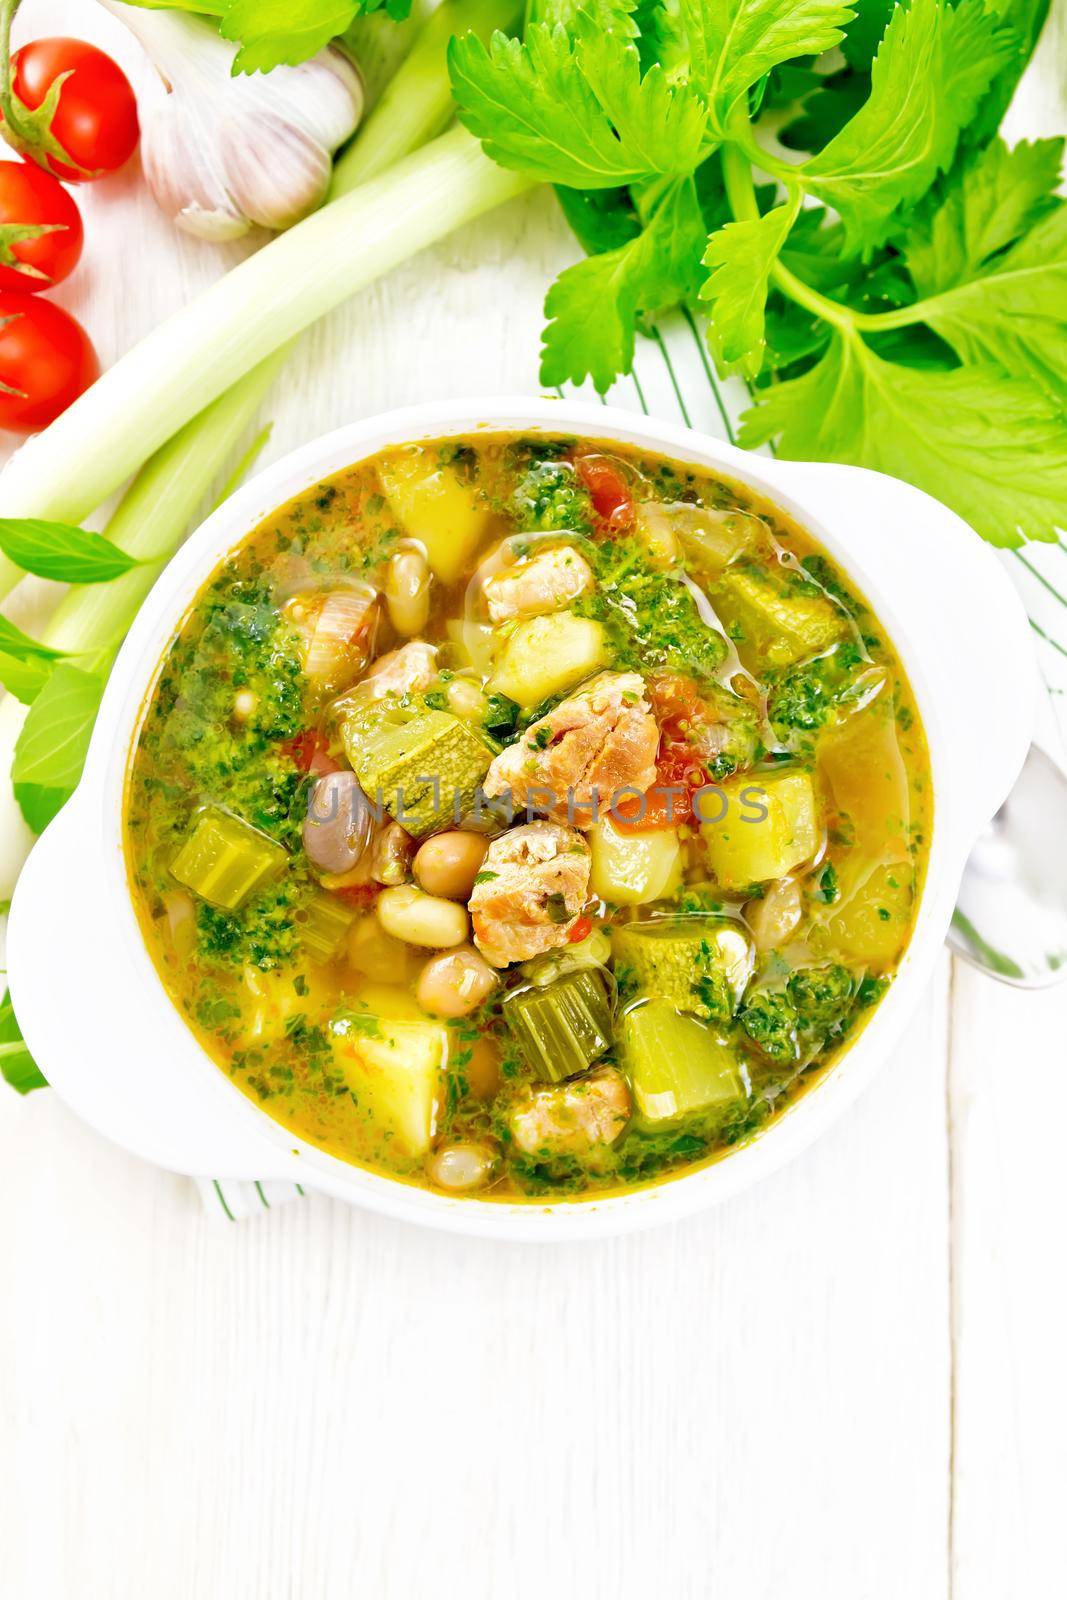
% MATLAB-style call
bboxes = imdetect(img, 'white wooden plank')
[947,14,1067,1599]
[949,965,1067,1600]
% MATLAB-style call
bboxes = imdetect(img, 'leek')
[0,130,529,530]
[0,0,522,893]
[0,354,282,894]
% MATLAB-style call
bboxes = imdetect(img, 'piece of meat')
[469,819,591,967]
[483,546,594,622]
[363,639,438,699]
[483,671,659,826]
[509,1067,631,1156]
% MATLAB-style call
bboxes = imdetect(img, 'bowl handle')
[7,796,293,1181]
[764,460,1039,845]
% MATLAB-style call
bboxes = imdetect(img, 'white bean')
[376,884,469,949]
[426,1141,496,1192]
[385,547,431,636]
[413,831,488,901]
[746,876,803,951]
[446,678,489,724]
[416,947,498,1017]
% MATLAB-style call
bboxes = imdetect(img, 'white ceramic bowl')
[7,399,1038,1239]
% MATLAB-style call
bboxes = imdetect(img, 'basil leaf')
[12,664,105,828]
[0,518,141,583]
[0,615,64,662]
[0,990,47,1095]
[0,651,51,704]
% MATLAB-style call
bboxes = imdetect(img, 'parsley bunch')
[449,0,1065,545]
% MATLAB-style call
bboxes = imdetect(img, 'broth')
[125,433,931,1201]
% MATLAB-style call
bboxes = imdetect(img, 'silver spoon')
[948,743,1067,988]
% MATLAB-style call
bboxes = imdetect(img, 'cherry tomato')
[613,672,710,832]
[0,291,98,432]
[0,160,82,290]
[10,38,139,182]
[576,454,635,532]
[612,781,697,833]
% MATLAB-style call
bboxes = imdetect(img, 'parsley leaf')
[800,0,1016,252]
[740,334,1067,547]
[670,0,851,134]
[903,136,1064,296]
[219,0,407,73]
[701,197,799,378]
[919,202,1067,406]
[449,24,709,188]
[542,176,706,389]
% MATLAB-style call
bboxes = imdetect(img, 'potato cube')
[331,1015,447,1157]
[379,449,491,583]
[589,818,682,906]
[702,769,820,888]
[489,612,606,708]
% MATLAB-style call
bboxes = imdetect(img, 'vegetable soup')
[124,433,931,1200]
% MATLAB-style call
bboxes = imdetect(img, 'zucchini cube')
[715,566,845,667]
[612,916,753,1021]
[344,707,492,840]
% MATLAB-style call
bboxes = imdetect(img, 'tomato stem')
[0,2,91,178]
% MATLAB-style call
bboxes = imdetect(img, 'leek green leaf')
[0,518,141,584]
[740,335,1067,547]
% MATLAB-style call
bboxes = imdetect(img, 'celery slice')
[504,967,613,1083]
[171,807,287,911]
[298,892,358,961]
[621,999,746,1123]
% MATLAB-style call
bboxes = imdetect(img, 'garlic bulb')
[101,2,363,240]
